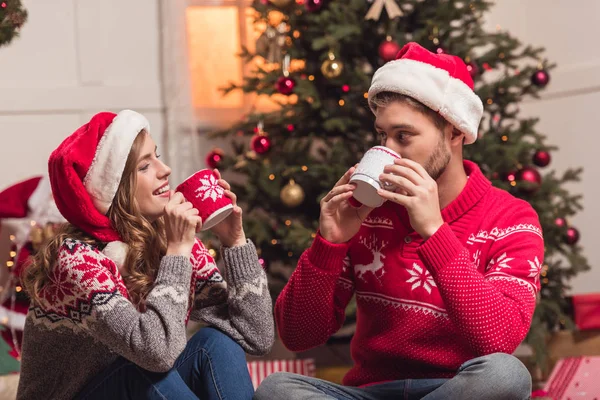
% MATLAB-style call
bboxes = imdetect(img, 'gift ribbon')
[365,0,403,20]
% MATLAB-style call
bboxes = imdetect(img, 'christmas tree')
[0,0,27,48]
[209,0,589,370]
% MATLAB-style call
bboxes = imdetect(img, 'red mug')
[176,169,233,231]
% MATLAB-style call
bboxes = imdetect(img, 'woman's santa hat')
[49,110,150,266]
[368,42,484,144]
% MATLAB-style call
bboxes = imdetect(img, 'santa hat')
[48,110,149,251]
[0,176,43,220]
[368,42,483,144]
[0,174,66,250]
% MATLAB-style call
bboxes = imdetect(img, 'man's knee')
[254,372,303,400]
[477,353,531,398]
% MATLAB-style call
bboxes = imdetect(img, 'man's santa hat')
[368,42,484,144]
[48,110,151,266]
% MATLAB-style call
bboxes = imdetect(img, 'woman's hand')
[210,169,247,248]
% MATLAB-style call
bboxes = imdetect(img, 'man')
[255,43,542,399]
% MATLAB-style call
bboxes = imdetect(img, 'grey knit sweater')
[17,238,274,400]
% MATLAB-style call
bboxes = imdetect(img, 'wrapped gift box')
[247,359,315,390]
[573,293,600,331]
[544,356,600,399]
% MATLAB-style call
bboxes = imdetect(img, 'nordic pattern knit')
[275,160,544,387]
[17,238,273,400]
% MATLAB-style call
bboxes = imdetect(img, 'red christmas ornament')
[304,0,323,12]
[276,76,296,95]
[554,217,566,227]
[378,39,401,62]
[205,148,224,169]
[531,69,550,88]
[505,170,517,182]
[1,2,6,8]
[466,61,479,79]
[286,124,295,132]
[258,257,270,270]
[516,166,542,193]
[251,134,272,154]
[564,227,580,245]
[341,84,350,92]
[533,150,551,167]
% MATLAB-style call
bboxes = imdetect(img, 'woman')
[17,110,274,400]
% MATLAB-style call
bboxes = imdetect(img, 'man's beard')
[424,135,451,181]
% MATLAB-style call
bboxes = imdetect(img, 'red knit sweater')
[275,161,544,387]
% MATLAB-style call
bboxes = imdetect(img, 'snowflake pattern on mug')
[195,174,224,202]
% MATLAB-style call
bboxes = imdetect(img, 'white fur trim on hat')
[368,59,483,144]
[0,303,26,330]
[101,240,129,270]
[84,110,149,214]
[27,174,66,225]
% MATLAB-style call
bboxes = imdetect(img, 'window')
[186,0,300,131]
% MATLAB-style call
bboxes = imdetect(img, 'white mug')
[349,146,400,207]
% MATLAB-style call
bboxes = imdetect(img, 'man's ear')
[448,126,465,146]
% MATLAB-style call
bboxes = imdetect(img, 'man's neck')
[436,159,468,209]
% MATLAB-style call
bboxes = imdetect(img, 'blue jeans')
[75,327,254,400]
[254,353,531,400]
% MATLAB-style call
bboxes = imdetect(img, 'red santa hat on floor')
[0,174,66,249]
[0,176,42,220]
[0,175,67,336]
[49,110,150,266]
[368,42,484,144]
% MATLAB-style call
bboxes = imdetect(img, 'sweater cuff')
[417,223,463,276]
[308,233,350,274]
[221,239,261,283]
[156,255,193,285]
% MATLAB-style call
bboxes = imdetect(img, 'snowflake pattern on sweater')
[275,161,544,387]
[30,238,227,329]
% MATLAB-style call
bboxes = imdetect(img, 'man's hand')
[378,158,444,239]
[320,166,374,244]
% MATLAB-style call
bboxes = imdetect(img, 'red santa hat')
[0,176,43,220]
[0,174,66,247]
[0,176,65,336]
[48,110,149,244]
[368,42,484,144]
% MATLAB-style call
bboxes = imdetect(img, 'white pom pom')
[102,241,129,270]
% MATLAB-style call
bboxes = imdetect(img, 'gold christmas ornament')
[321,52,344,79]
[206,241,220,262]
[29,222,61,251]
[280,179,305,207]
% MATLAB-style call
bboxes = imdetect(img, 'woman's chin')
[140,203,167,222]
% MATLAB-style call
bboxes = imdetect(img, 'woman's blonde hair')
[23,131,167,309]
